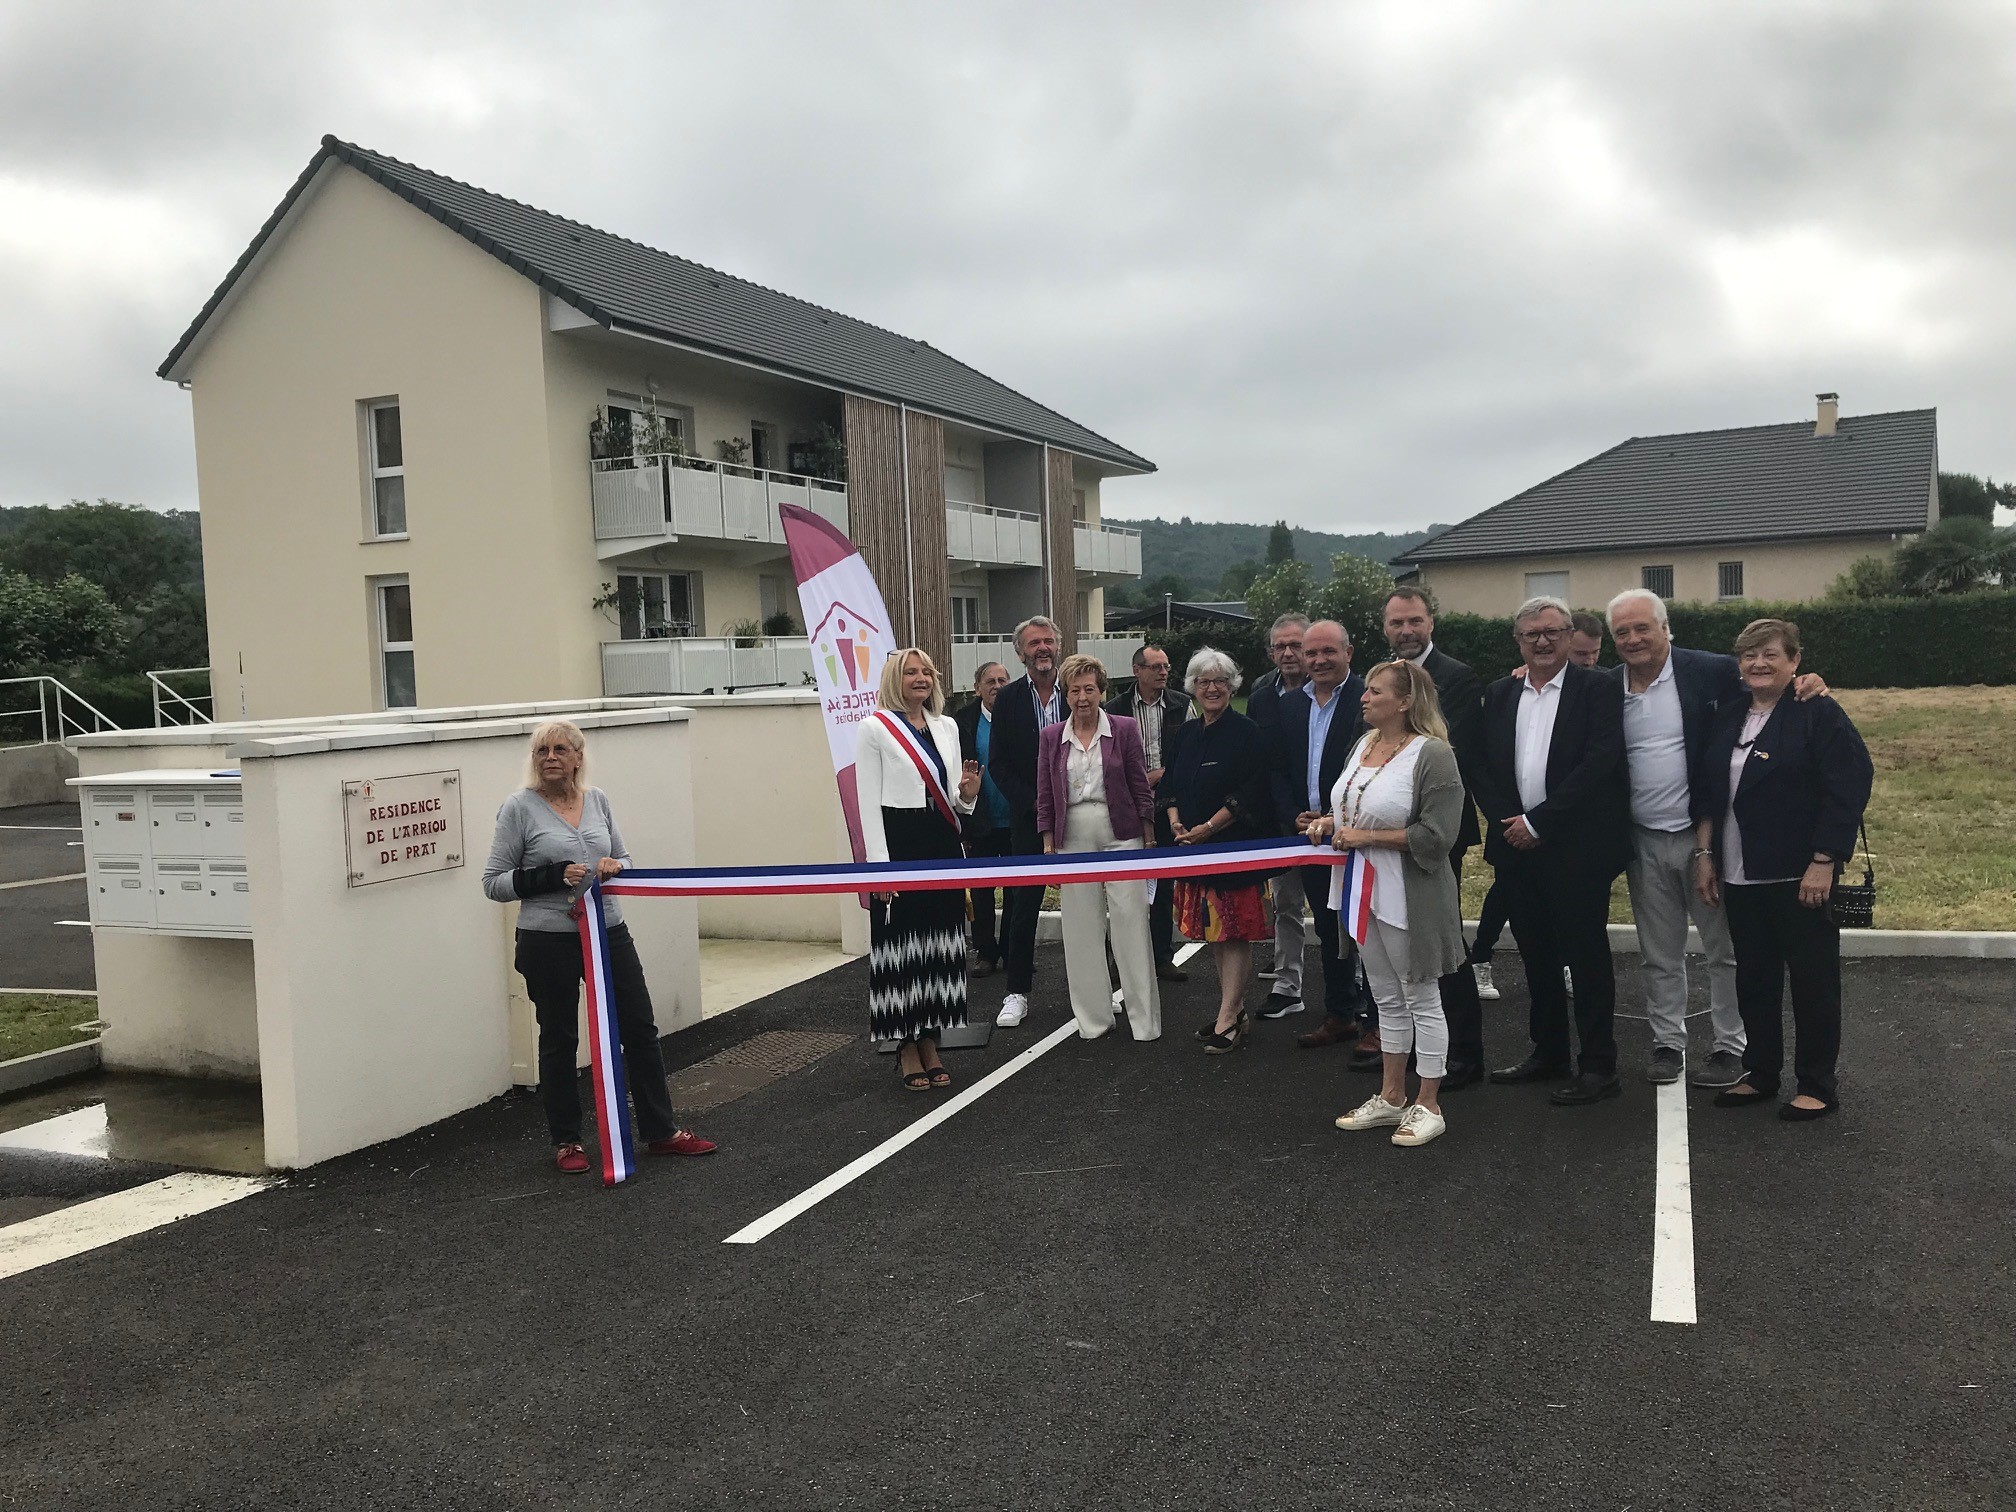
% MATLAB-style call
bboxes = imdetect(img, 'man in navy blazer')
[1266,619,1374,1062]
[1473,597,1631,1104]
[986,617,1064,1028]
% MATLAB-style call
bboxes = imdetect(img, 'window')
[1072,488,1088,524]
[944,464,980,506]
[375,578,415,708]
[617,572,697,640]
[1718,561,1745,600]
[367,401,406,537]
[605,399,690,458]
[750,423,773,473]
[950,592,982,638]
[1641,564,1675,599]
[1524,570,1570,602]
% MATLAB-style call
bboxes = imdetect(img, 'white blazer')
[854,710,974,863]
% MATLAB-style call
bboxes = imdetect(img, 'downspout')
[1041,442,1053,621]
[899,404,917,645]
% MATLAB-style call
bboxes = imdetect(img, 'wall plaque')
[342,770,465,887]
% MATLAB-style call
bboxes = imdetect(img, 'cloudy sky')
[3,0,2012,533]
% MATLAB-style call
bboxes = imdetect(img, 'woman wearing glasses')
[1157,647,1276,1053]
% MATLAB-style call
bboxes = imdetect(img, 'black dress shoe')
[1156,962,1189,983]
[1550,1073,1623,1106]
[1439,1061,1483,1092]
[1489,1054,1571,1085]
[971,958,999,978]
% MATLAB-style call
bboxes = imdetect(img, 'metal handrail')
[1080,520,1141,538]
[591,449,845,492]
[147,666,214,727]
[0,675,123,747]
[947,500,1040,524]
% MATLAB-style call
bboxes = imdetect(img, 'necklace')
[1342,733,1412,828]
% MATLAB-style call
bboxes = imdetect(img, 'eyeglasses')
[1515,627,1568,644]
[1193,677,1231,689]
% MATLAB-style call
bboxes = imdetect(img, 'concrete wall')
[0,742,78,809]
[677,693,867,954]
[95,934,259,1080]
[183,164,565,718]
[1418,534,1904,616]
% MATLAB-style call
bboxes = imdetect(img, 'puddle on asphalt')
[0,1074,265,1174]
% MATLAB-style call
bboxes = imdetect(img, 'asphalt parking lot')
[1,802,92,991]
[1,936,2011,1510]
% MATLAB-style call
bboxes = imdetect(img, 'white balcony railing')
[601,637,814,697]
[1073,520,1143,578]
[945,502,1043,568]
[948,633,1145,688]
[591,454,847,551]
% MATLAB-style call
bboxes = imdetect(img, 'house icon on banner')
[809,601,883,691]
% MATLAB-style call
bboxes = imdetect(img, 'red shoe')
[646,1130,718,1158]
[554,1143,591,1174]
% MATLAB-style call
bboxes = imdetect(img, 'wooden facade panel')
[1045,446,1079,651]
[842,394,910,645]
[903,412,951,673]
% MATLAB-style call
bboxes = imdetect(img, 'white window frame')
[616,570,700,640]
[1718,561,1745,600]
[374,575,415,709]
[750,421,775,474]
[365,399,407,540]
[605,394,694,459]
[950,590,982,638]
[1524,570,1571,602]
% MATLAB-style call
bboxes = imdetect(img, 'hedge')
[1145,590,2016,690]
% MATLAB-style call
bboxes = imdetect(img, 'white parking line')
[0,1173,275,1283]
[0,873,85,891]
[724,941,1205,1246]
[1649,1080,1697,1324]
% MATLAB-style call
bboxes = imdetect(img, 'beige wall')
[184,165,576,717]
[1418,535,1905,616]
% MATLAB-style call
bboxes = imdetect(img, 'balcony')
[601,637,813,697]
[945,502,1042,569]
[949,633,1146,688]
[591,454,847,559]
[1073,520,1142,580]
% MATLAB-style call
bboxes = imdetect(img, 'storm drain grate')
[665,1030,855,1113]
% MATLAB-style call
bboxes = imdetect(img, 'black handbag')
[1829,820,1876,929]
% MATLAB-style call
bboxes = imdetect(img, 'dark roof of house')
[1394,408,1936,565]
[158,137,1154,473]
[1106,599,1255,629]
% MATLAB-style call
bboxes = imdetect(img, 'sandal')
[927,1064,953,1089]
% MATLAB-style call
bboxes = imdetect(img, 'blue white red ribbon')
[1335,849,1373,946]
[574,835,1358,1185]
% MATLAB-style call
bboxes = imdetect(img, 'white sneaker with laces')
[1473,962,1499,1000]
[1563,966,1575,997]
[1392,1104,1447,1147]
[996,993,1029,1027]
[1335,1094,1407,1131]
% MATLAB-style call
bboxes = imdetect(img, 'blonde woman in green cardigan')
[1307,661,1468,1148]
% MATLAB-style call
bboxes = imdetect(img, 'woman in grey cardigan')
[1307,662,1466,1148]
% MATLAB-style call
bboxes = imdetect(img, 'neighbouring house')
[157,136,1152,718]
[1392,396,1938,615]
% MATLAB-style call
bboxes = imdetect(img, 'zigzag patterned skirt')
[869,805,970,1042]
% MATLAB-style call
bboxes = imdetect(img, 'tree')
[1938,472,2016,524]
[1890,517,2016,594]
[0,500,202,604]
[1824,552,1903,602]
[1265,520,1295,565]
[1243,560,1317,632]
[0,570,125,675]
[1218,559,1264,599]
[1309,553,1402,662]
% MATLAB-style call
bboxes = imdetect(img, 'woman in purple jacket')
[1038,654,1161,1041]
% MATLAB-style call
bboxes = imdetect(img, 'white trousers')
[1060,804,1162,1042]
[1358,916,1449,1079]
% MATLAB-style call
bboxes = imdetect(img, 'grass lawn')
[1459,685,2016,934]
[0,993,100,1063]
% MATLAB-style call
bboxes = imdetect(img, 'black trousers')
[1149,808,1177,966]
[1468,872,1515,964]
[1001,813,1044,995]
[1303,864,1371,1028]
[1724,881,1843,1103]
[515,923,678,1147]
[1441,848,1485,1066]
[1501,850,1618,1077]
[965,829,1011,964]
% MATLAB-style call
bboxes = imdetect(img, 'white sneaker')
[1335,1094,1407,1130]
[1473,963,1499,1000]
[996,993,1029,1027]
[1392,1103,1447,1147]
[1563,966,1575,997]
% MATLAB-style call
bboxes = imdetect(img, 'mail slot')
[153,859,210,928]
[202,793,246,858]
[207,861,252,932]
[90,791,145,848]
[149,791,206,857]
[90,856,155,928]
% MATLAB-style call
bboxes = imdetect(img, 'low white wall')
[677,692,869,956]
[0,742,80,808]
[96,933,260,1079]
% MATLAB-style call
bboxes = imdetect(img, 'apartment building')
[159,137,1151,717]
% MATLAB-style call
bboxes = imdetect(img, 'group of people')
[479,583,1874,1171]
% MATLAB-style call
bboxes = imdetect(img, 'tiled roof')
[159,137,1154,473]
[1395,408,1935,563]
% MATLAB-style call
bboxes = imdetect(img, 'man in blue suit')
[1267,619,1375,1065]
[1606,590,1828,1089]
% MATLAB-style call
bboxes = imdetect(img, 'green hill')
[1105,516,1445,604]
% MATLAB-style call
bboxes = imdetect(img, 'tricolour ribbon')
[574,835,1356,1185]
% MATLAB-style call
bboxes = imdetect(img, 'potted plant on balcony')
[761,610,800,637]
[716,436,751,471]
[724,617,766,649]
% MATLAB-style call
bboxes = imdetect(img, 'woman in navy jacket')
[1691,619,1872,1120]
